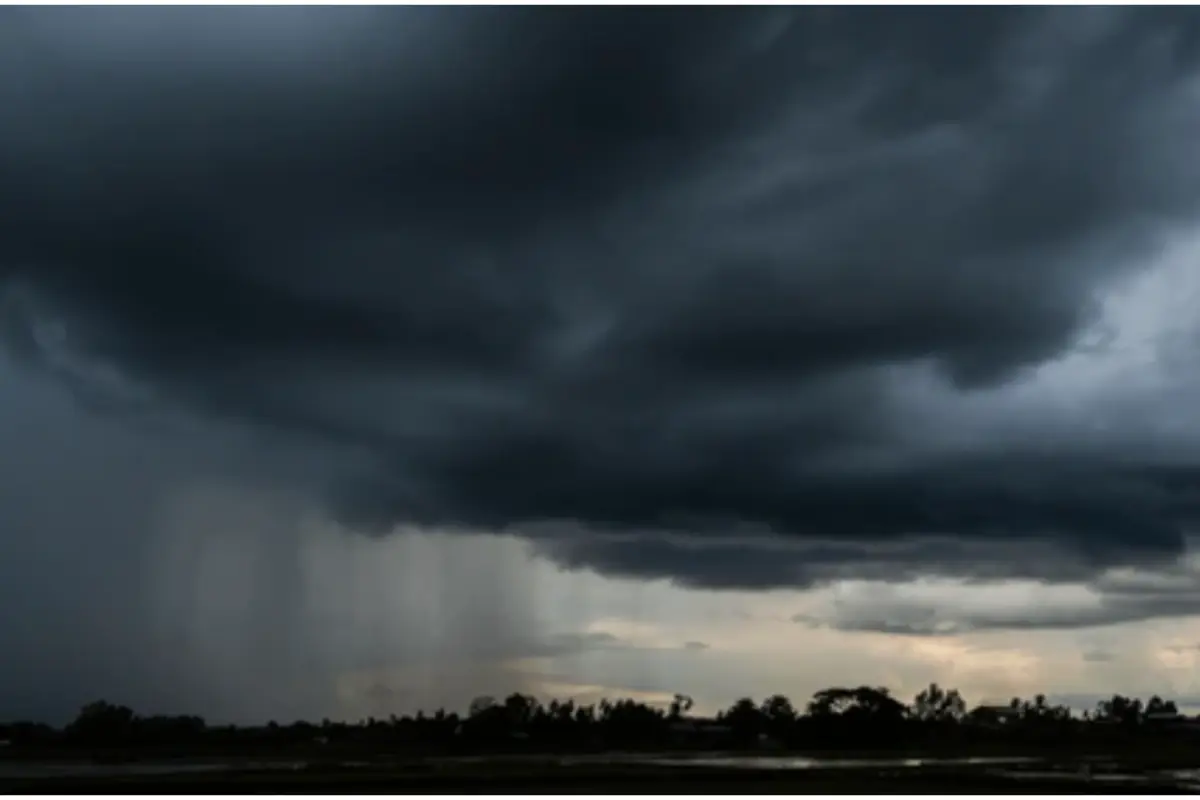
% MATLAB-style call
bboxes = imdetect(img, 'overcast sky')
[6,7,1200,725]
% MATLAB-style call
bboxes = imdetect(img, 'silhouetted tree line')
[0,685,1192,758]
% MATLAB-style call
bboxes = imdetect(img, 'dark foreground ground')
[5,756,1200,794]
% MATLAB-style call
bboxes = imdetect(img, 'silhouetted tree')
[1097,694,1144,726]
[912,683,966,722]
[503,693,538,728]
[66,701,135,745]
[669,694,694,720]
[1146,695,1179,716]
[808,686,906,722]
[4,685,1194,759]
[720,698,764,744]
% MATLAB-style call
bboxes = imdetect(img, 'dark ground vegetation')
[4,684,1200,793]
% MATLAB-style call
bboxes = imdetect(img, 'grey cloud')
[531,631,707,658]
[529,631,629,658]
[797,567,1200,635]
[4,8,1200,592]
[348,629,637,673]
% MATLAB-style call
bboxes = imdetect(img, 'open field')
[5,754,1200,794]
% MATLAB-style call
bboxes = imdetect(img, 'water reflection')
[6,753,1200,792]
[637,755,1037,770]
[0,761,302,780]
[1164,769,1200,791]
[0,753,1036,779]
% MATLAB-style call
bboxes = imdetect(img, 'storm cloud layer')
[5,7,1200,590]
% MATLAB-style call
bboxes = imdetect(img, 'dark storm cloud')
[525,516,1187,592]
[4,7,1200,588]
